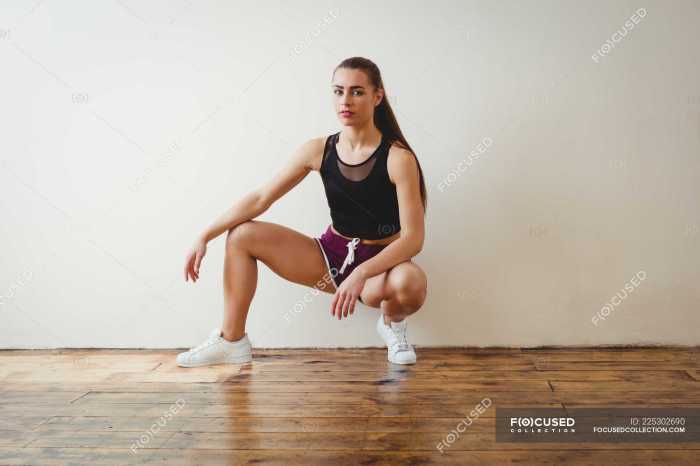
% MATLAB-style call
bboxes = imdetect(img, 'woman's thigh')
[227,220,337,294]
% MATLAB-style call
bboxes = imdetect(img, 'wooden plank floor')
[0,347,699,465]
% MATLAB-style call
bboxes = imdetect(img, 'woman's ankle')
[383,314,405,325]
[221,330,245,342]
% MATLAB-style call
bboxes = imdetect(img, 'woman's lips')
[340,111,353,117]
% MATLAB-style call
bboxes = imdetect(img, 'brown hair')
[333,57,428,213]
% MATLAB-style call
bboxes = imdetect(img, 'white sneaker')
[176,328,252,367]
[376,314,417,364]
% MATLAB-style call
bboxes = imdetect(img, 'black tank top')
[320,131,401,240]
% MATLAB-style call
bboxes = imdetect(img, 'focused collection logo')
[509,416,576,433]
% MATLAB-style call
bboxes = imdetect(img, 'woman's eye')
[333,89,363,96]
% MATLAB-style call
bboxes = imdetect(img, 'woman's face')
[332,68,383,126]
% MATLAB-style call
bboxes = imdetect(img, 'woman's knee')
[225,220,258,252]
[387,262,427,310]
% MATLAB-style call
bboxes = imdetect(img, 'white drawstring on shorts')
[338,237,361,275]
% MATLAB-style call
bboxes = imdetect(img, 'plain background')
[1,0,698,348]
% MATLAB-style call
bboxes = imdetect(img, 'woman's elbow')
[403,234,423,257]
[248,190,271,216]
[413,238,424,256]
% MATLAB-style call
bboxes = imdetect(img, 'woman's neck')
[339,125,382,152]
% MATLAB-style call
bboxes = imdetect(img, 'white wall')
[1,0,698,348]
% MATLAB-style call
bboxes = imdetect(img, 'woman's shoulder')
[386,139,418,181]
[299,134,335,172]
[387,139,415,161]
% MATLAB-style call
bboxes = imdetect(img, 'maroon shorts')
[314,225,387,301]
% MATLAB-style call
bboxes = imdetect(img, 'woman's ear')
[375,89,385,107]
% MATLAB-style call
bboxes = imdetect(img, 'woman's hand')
[330,269,367,320]
[184,236,208,282]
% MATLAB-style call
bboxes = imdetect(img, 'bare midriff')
[330,224,400,246]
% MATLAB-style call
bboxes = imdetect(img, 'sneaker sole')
[177,354,253,368]
[387,355,417,365]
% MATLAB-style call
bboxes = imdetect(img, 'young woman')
[178,57,428,367]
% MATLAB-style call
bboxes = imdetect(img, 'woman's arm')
[185,137,323,282]
[354,145,425,279]
[198,137,324,243]
[330,144,425,317]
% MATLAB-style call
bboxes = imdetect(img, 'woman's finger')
[347,294,357,318]
[184,254,193,282]
[347,294,357,317]
[342,294,353,318]
[194,252,203,275]
[333,292,342,319]
[340,293,352,320]
[330,291,340,317]
[335,292,346,320]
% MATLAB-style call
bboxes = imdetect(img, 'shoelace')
[338,237,361,274]
[390,326,411,352]
[190,334,219,354]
